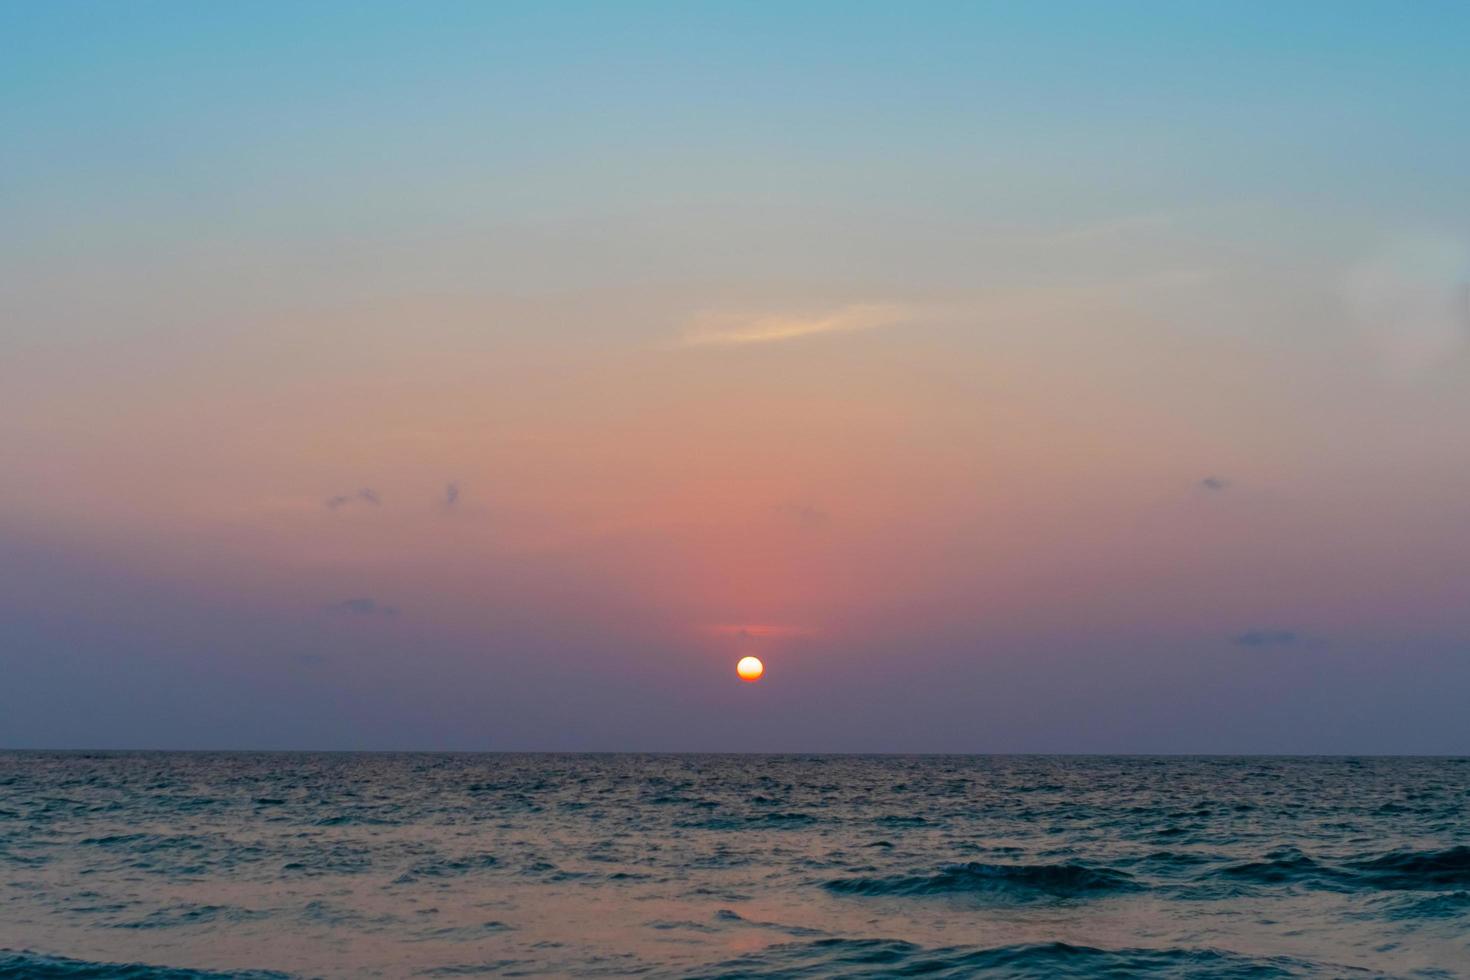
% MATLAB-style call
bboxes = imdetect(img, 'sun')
[736,656,764,682]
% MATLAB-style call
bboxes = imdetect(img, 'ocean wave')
[1130,850,1216,870]
[824,861,1141,900]
[115,904,270,931]
[873,814,930,826]
[705,908,827,937]
[416,959,532,977]
[310,813,399,827]
[1206,845,1470,895]
[1347,845,1470,889]
[827,845,1470,904]
[408,922,513,942]
[1213,847,1346,889]
[675,811,817,830]
[0,950,291,979]
[392,853,499,884]
[684,939,1355,979]
[5,754,1468,977]
[1373,890,1470,920]
[751,811,816,824]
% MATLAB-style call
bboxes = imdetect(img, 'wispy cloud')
[680,303,911,347]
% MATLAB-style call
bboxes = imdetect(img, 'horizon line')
[4,748,1467,759]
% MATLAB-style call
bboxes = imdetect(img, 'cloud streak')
[680,303,911,347]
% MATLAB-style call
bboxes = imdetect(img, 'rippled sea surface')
[2,754,1469,978]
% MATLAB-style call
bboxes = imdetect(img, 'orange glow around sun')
[736,656,764,682]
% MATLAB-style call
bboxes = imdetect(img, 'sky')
[3,2,1470,752]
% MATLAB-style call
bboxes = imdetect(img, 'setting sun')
[736,656,764,682]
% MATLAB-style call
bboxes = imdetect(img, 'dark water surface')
[1,754,1467,977]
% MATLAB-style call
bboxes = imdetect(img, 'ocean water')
[1,754,1468,978]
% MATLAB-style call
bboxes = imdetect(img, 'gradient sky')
[4,2,1470,752]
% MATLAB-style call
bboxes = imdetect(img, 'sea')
[1,753,1467,978]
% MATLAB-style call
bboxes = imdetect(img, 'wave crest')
[824,861,1141,900]
[1349,845,1470,889]
[0,949,290,979]
[685,939,1352,979]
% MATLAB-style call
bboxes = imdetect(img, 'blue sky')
[3,2,1469,751]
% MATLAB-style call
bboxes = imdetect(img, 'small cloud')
[1230,629,1298,648]
[325,487,382,510]
[332,598,397,617]
[1200,476,1231,492]
[680,303,911,347]
[445,482,460,507]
